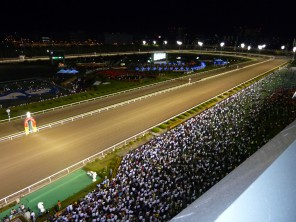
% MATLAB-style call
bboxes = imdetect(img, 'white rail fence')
[0,55,257,124]
[0,57,282,209]
[0,59,259,143]
[0,128,149,208]
[0,58,275,144]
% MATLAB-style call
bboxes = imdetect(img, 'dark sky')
[1,0,295,40]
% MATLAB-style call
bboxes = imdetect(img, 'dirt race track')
[0,56,288,200]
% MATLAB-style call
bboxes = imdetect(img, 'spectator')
[57,200,61,211]
[46,68,296,222]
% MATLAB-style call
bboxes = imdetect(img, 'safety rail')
[0,132,26,142]
[0,61,287,208]
[0,52,258,124]
[0,79,194,143]
[0,69,209,123]
[0,59,272,143]
[0,126,150,208]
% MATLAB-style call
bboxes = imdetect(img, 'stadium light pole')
[198,41,203,52]
[262,44,266,51]
[258,45,263,54]
[281,45,285,56]
[240,43,245,52]
[163,40,167,50]
[280,45,285,55]
[220,42,225,54]
[141,40,146,52]
[177,41,182,50]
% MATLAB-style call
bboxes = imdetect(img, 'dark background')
[1,0,295,40]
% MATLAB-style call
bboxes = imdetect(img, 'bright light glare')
[163,40,167,45]
[293,47,296,52]
[220,42,225,47]
[198,41,203,46]
[177,41,182,45]
[248,46,251,50]
[281,45,285,50]
[241,43,245,48]
[142,40,146,45]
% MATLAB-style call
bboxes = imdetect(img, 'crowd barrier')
[0,57,282,208]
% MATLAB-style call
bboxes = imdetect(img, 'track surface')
[0,57,287,199]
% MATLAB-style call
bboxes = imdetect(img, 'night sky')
[1,0,295,40]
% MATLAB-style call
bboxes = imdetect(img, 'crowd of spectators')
[134,61,206,73]
[1,202,39,222]
[96,69,140,81]
[2,68,294,222]
[44,68,295,222]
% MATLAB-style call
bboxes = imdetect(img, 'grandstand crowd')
[1,69,295,222]
[37,69,294,222]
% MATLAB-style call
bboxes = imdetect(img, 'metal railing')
[0,51,262,124]
[0,58,272,143]
[0,60,286,208]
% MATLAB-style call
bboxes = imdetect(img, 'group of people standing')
[10,68,295,222]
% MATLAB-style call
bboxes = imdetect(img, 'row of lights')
[142,40,169,45]
[142,40,296,59]
[142,40,252,52]
[143,40,295,52]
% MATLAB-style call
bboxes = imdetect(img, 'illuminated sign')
[24,112,37,134]
[52,56,64,60]
[49,50,65,65]
[153,52,166,61]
